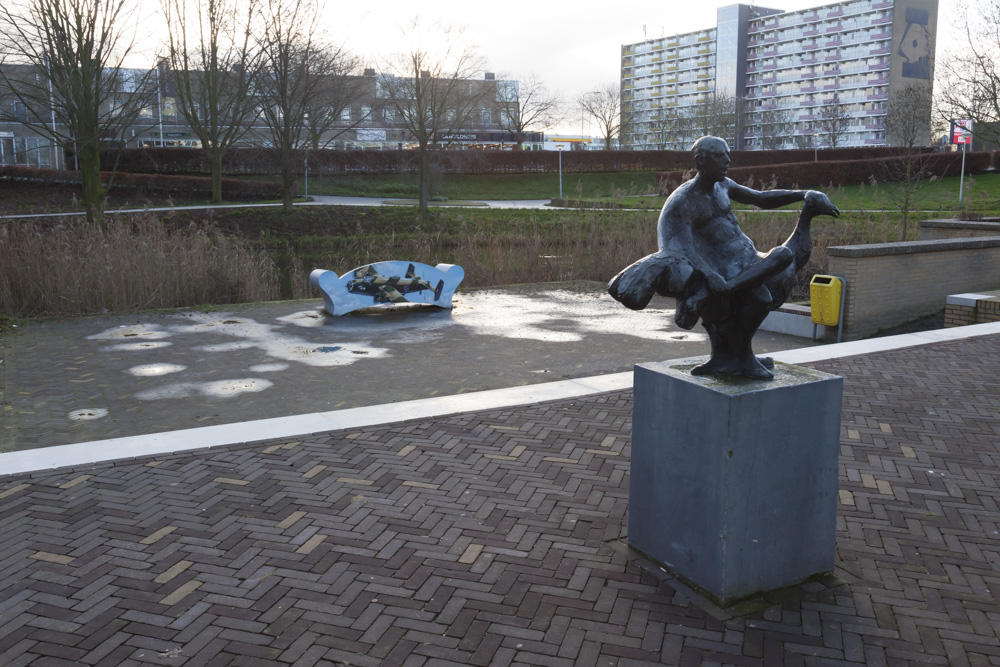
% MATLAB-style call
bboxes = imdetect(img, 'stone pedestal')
[629,358,842,606]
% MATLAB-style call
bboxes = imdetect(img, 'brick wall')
[944,297,1000,327]
[920,219,1000,240]
[826,238,1000,340]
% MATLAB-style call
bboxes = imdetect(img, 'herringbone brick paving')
[1,336,999,665]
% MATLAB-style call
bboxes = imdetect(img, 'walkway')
[1,325,999,664]
[0,196,556,220]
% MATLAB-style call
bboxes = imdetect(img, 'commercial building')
[0,65,525,167]
[621,0,938,151]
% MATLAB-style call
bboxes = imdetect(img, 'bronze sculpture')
[608,136,840,379]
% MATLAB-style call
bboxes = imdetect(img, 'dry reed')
[0,214,281,317]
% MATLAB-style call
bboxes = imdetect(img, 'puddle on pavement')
[88,324,172,341]
[250,363,289,372]
[135,378,273,400]
[68,408,109,421]
[102,342,173,352]
[127,363,187,377]
[277,289,703,345]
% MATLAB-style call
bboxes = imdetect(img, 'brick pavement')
[0,335,999,665]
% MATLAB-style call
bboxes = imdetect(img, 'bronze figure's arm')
[727,180,807,210]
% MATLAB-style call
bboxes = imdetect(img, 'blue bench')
[309,261,465,316]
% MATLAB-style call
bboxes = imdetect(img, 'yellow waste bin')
[810,275,843,326]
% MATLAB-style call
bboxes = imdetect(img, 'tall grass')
[0,215,282,317]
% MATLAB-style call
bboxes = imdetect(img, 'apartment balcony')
[821,97,838,104]
[865,138,883,144]
[824,67,841,75]
[867,92,888,100]
[869,60,890,71]
[825,53,841,61]
[761,75,777,83]
[801,86,817,92]
[870,47,891,55]
[803,42,820,51]
[799,114,815,121]
[763,63,777,70]
[826,38,843,47]
[747,65,758,73]
[871,31,890,40]
[823,84,840,90]
[826,24,842,33]
[802,56,819,64]
[827,8,844,17]
[872,15,892,24]
[867,77,888,85]
[804,28,819,36]
[762,36,779,44]
[800,100,813,107]
[698,34,711,42]
[803,13,820,22]
[865,124,884,130]
[873,0,892,8]
[866,108,885,115]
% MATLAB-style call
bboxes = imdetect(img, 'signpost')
[952,119,973,206]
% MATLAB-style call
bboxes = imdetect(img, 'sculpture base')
[629,357,843,606]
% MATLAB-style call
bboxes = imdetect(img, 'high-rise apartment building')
[621,0,938,151]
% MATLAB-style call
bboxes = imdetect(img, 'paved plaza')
[1,298,1000,664]
[0,283,811,453]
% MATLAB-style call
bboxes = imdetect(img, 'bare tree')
[636,105,680,150]
[816,101,851,148]
[163,0,261,202]
[882,83,934,240]
[496,73,562,149]
[937,2,998,148]
[757,108,794,150]
[254,0,350,212]
[578,83,620,150]
[681,92,739,147]
[380,21,489,213]
[0,0,154,222]
[301,51,366,151]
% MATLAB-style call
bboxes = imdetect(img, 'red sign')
[952,119,973,145]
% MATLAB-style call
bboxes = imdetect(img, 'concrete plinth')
[629,358,843,606]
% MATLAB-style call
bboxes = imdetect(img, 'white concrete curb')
[4,321,999,476]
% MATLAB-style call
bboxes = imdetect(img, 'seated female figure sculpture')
[608,136,840,379]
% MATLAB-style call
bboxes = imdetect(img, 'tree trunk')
[208,149,224,203]
[418,147,429,213]
[78,145,105,225]
[281,147,295,214]
[901,149,913,241]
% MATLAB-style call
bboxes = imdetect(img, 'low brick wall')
[827,237,1000,340]
[944,292,1000,327]
[920,219,1000,240]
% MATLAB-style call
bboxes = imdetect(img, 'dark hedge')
[0,166,289,200]
[655,152,992,192]
[100,145,948,177]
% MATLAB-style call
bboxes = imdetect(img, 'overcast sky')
[132,0,964,135]
[324,0,965,135]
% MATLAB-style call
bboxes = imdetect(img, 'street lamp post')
[813,132,819,161]
[558,146,563,199]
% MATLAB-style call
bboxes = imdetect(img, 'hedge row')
[100,145,949,177]
[655,152,993,191]
[0,166,289,200]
